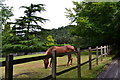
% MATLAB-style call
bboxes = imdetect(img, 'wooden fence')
[0,45,109,80]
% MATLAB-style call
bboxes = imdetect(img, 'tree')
[1,2,14,55]
[0,3,13,28]
[12,3,48,36]
[46,35,55,47]
[2,23,46,55]
[2,23,21,54]
[66,1,120,54]
[2,30,44,55]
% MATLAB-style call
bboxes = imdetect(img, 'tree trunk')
[24,52,28,55]
[110,43,120,56]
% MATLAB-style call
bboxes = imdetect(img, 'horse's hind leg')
[69,57,73,66]
[66,59,71,67]
[66,54,72,67]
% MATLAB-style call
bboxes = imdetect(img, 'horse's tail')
[45,46,56,55]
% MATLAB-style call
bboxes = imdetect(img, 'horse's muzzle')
[45,63,48,69]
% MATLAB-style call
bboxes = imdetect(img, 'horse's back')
[45,46,67,55]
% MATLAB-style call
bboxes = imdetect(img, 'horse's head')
[43,59,49,69]
[65,45,76,52]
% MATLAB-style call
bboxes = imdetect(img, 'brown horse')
[43,45,76,69]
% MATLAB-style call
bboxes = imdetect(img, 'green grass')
[0,53,45,62]
[0,51,114,79]
[57,55,112,79]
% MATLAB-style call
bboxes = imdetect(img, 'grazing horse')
[43,45,76,69]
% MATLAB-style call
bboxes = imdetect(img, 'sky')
[3,0,83,29]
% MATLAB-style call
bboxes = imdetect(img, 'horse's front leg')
[49,58,52,67]
[49,58,57,67]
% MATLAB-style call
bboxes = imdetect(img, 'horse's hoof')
[70,64,72,66]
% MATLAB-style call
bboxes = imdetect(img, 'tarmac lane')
[97,58,120,80]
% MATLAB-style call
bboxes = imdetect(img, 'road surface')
[97,57,120,80]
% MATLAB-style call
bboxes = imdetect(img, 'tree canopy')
[0,2,14,55]
[66,1,120,53]
[0,3,13,28]
[11,3,48,36]
[50,26,75,44]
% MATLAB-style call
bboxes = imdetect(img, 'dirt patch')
[14,72,38,78]
[14,72,33,77]
[14,60,44,68]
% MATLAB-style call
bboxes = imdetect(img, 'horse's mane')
[45,46,57,55]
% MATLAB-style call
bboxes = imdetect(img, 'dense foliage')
[45,35,55,46]
[50,26,75,44]
[0,4,13,27]
[66,1,120,53]
[2,4,48,55]
[0,2,14,55]
[2,3,75,55]
[3,1,120,55]
[11,4,48,36]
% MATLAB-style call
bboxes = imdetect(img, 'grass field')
[0,53,45,62]
[0,51,114,79]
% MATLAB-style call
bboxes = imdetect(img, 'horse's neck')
[45,46,56,55]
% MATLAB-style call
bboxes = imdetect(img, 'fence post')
[108,45,110,54]
[77,48,81,79]
[104,46,107,57]
[52,50,57,80]
[118,58,120,79]
[5,54,13,80]
[96,46,98,65]
[107,45,109,54]
[101,46,103,61]
[89,47,92,70]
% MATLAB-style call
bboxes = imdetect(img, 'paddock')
[0,46,113,80]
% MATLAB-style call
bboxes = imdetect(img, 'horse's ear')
[65,45,69,50]
[43,59,45,63]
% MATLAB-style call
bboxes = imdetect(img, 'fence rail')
[0,51,78,67]
[0,45,109,80]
